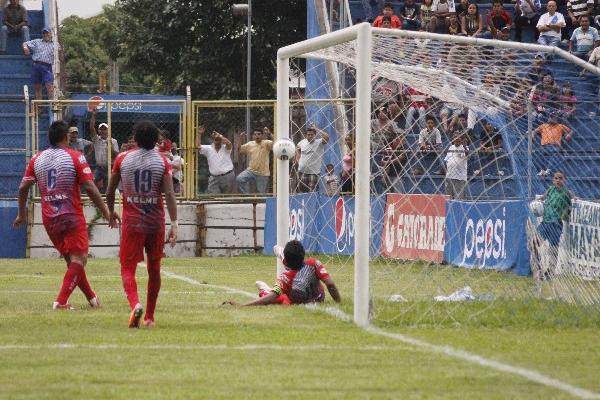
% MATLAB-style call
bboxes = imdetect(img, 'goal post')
[277,22,373,325]
[274,22,600,328]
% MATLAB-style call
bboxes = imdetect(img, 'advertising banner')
[567,199,600,278]
[381,194,447,262]
[444,200,529,273]
[263,194,385,256]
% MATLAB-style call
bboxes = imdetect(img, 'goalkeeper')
[224,240,341,306]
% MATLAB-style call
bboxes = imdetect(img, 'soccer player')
[106,120,178,328]
[13,121,116,310]
[224,240,341,306]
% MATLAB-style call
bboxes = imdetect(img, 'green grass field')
[1,256,599,399]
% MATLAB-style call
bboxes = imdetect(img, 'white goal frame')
[275,23,600,327]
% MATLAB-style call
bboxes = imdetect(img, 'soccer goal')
[275,23,600,327]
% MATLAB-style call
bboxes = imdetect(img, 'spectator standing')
[461,3,485,37]
[89,110,119,193]
[324,164,340,196]
[532,73,560,122]
[400,0,420,30]
[531,115,573,176]
[341,134,354,193]
[566,0,594,35]
[416,115,443,175]
[404,86,429,132]
[373,2,402,28]
[171,145,184,195]
[569,15,600,58]
[295,125,329,193]
[475,120,504,175]
[237,128,273,194]
[537,1,566,48]
[197,126,235,194]
[120,133,136,152]
[444,132,469,199]
[371,106,403,192]
[449,113,475,146]
[515,0,542,42]
[67,126,92,155]
[22,27,57,100]
[430,0,456,32]
[420,0,434,31]
[487,0,512,39]
[1,0,29,54]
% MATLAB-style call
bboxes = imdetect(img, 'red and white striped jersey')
[113,147,172,233]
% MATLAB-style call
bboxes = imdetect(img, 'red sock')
[56,262,83,305]
[77,268,95,300]
[145,259,161,321]
[121,262,139,310]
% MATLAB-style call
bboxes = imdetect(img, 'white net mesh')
[281,27,600,327]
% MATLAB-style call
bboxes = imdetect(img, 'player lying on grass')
[14,121,119,310]
[224,240,341,306]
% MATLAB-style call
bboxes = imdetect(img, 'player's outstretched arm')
[13,180,35,227]
[83,180,117,227]
[161,176,178,248]
[224,291,279,306]
[323,276,341,303]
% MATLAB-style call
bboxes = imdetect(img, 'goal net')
[273,24,600,327]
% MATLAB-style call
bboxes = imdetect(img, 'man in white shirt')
[569,15,600,58]
[89,110,119,193]
[444,133,469,199]
[537,1,566,48]
[196,126,235,194]
[416,115,443,175]
[295,125,329,193]
[430,0,455,32]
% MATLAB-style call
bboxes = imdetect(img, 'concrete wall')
[29,202,265,259]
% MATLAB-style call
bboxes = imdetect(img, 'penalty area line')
[163,269,600,400]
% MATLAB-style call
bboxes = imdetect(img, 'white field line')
[0,290,223,295]
[164,270,600,400]
[0,343,403,352]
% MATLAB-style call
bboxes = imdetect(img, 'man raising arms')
[14,121,115,310]
[106,121,178,328]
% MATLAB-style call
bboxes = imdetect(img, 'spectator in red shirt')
[373,2,402,28]
[487,0,513,39]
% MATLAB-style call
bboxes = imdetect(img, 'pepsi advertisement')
[443,200,530,275]
[264,194,385,256]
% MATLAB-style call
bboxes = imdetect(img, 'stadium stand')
[0,6,45,197]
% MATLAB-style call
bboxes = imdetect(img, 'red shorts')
[120,228,165,265]
[45,223,89,257]
[258,289,292,305]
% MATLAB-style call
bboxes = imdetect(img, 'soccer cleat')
[53,302,74,310]
[128,304,144,328]
[255,280,271,292]
[143,319,155,328]
[88,296,101,308]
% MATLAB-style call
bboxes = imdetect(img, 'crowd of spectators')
[67,113,185,196]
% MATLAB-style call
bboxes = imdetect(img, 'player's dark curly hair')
[283,240,305,270]
[134,120,159,150]
[48,120,68,146]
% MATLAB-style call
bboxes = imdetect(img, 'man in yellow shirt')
[236,128,273,193]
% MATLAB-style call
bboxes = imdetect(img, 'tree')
[113,0,306,98]
[60,5,152,94]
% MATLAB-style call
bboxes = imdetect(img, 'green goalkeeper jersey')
[543,186,572,224]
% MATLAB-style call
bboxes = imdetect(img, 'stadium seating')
[0,9,44,196]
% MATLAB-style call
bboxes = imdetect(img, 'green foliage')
[113,0,306,98]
